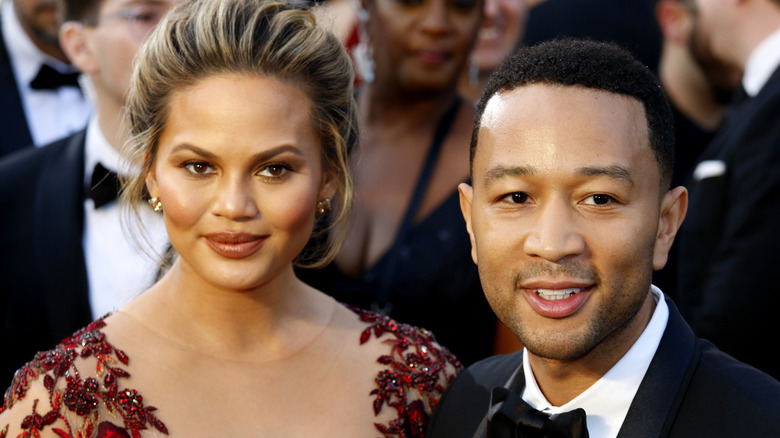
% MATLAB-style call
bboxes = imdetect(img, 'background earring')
[148,197,163,212]
[353,1,375,83]
[317,198,332,215]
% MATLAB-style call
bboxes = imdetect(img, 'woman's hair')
[121,0,357,268]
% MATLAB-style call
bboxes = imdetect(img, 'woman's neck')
[121,260,336,362]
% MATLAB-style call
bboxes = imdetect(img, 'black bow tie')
[488,387,589,438]
[30,64,81,90]
[86,163,121,209]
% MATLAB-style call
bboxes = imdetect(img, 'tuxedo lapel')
[617,297,700,438]
[0,23,34,157]
[33,130,92,340]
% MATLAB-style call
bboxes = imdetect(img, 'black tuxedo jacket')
[0,131,93,386]
[676,65,780,379]
[426,296,780,437]
[0,20,35,158]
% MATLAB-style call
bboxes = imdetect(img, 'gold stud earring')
[316,198,331,215]
[148,197,163,212]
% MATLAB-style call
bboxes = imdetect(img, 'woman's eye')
[258,164,289,178]
[184,162,214,175]
[503,192,530,204]
[584,194,615,205]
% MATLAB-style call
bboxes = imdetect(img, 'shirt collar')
[521,285,669,438]
[743,28,780,97]
[2,1,77,86]
[84,116,123,186]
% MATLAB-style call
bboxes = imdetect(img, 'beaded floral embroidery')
[352,307,462,437]
[1,309,461,438]
[0,319,167,438]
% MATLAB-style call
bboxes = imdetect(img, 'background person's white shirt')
[2,0,92,146]
[83,117,169,318]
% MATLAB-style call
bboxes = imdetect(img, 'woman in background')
[298,0,501,365]
[0,0,459,436]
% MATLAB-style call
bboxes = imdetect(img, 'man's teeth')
[535,288,584,300]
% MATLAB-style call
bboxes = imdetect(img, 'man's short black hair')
[472,38,675,189]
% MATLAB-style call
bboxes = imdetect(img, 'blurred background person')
[522,0,662,73]
[297,0,502,366]
[457,0,528,104]
[0,0,173,385]
[0,0,460,435]
[0,0,91,157]
[676,0,780,380]
[651,0,742,298]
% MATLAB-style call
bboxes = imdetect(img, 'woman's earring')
[353,2,375,83]
[317,198,332,215]
[468,53,479,88]
[148,197,163,212]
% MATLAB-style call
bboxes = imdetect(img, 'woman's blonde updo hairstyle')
[121,0,356,268]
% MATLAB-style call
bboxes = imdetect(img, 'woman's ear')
[145,170,159,200]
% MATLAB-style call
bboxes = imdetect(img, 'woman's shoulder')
[0,318,167,438]
[342,305,464,437]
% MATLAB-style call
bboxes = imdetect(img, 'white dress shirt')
[83,117,169,318]
[743,28,780,98]
[521,285,670,438]
[2,1,92,146]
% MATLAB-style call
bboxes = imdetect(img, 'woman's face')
[146,74,332,292]
[366,0,482,91]
[471,0,527,73]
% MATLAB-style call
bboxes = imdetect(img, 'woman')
[0,0,459,436]
[458,0,528,104]
[297,0,500,365]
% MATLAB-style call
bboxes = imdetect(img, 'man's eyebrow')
[481,164,635,186]
[575,165,635,186]
[483,165,536,186]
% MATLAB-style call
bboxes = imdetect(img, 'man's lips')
[521,282,594,319]
[204,232,267,259]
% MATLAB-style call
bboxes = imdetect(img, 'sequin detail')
[352,307,463,437]
[2,308,461,437]
[0,319,168,438]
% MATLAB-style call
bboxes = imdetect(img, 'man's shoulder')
[0,131,85,182]
[426,352,523,438]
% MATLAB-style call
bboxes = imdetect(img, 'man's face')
[685,1,742,102]
[461,84,682,361]
[12,0,60,47]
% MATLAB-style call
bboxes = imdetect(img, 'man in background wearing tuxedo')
[0,0,91,157]
[675,0,780,380]
[0,0,175,385]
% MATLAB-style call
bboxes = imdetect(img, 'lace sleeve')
[351,307,463,438]
[0,319,167,438]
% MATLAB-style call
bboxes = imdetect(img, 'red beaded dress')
[0,306,461,438]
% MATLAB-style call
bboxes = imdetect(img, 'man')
[426,39,780,438]
[0,0,174,385]
[675,0,780,380]
[650,0,742,297]
[0,0,92,157]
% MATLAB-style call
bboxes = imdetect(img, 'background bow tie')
[86,163,121,209]
[488,387,589,438]
[29,64,81,90]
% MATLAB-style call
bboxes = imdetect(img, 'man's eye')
[504,192,530,204]
[585,194,615,205]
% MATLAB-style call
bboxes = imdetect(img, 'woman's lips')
[204,232,266,259]
[416,50,451,65]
